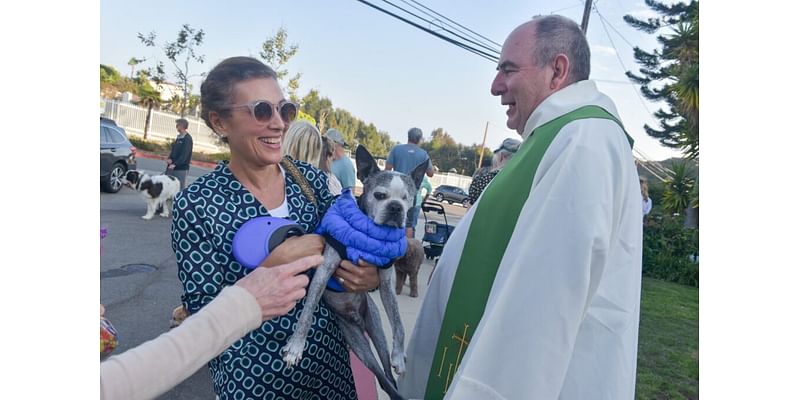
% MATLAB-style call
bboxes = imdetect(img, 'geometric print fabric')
[172,160,356,399]
[467,170,500,205]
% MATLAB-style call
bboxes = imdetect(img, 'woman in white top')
[641,177,652,217]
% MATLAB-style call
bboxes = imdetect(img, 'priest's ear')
[550,54,571,90]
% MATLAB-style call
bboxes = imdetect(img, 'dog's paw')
[391,352,406,376]
[410,291,418,298]
[159,213,170,218]
[142,215,153,220]
[281,342,305,368]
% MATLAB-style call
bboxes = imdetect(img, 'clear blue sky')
[101,0,683,161]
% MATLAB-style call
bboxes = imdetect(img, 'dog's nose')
[388,202,404,215]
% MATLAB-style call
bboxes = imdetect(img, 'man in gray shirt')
[386,127,435,238]
[325,128,356,190]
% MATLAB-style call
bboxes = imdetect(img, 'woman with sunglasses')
[171,56,379,399]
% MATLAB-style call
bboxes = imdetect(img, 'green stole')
[423,105,632,399]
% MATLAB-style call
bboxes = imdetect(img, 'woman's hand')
[334,259,380,293]
[236,255,322,321]
[260,234,325,268]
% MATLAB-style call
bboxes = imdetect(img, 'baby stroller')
[421,201,455,283]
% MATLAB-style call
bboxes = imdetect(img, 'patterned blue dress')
[171,159,356,400]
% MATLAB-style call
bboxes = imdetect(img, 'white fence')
[100,98,472,189]
[101,98,226,153]
[430,172,472,191]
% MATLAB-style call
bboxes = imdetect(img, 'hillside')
[637,157,699,183]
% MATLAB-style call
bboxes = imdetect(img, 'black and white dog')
[121,170,181,220]
[281,146,427,400]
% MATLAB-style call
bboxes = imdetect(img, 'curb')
[136,151,219,169]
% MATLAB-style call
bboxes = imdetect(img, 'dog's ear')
[355,145,380,183]
[123,170,136,184]
[410,159,428,191]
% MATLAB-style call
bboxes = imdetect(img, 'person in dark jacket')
[167,118,193,189]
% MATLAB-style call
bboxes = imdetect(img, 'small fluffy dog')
[395,238,424,297]
[281,146,427,400]
[122,170,181,220]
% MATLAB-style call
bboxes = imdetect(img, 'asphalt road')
[101,157,216,399]
[100,158,468,399]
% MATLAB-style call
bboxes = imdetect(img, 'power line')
[405,0,502,48]
[593,78,640,85]
[635,158,669,182]
[355,0,499,62]
[634,147,673,177]
[594,8,636,49]
[396,0,500,54]
[383,0,500,57]
[356,0,676,171]
[595,10,664,132]
[592,7,676,176]
[548,3,586,15]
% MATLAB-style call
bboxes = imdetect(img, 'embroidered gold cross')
[436,323,471,393]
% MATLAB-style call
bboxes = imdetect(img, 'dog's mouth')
[378,210,406,229]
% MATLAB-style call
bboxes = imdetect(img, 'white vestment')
[398,80,643,400]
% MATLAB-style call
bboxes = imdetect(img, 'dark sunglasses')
[221,100,298,124]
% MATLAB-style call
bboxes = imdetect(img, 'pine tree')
[625,0,699,159]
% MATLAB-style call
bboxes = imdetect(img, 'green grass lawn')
[636,277,699,399]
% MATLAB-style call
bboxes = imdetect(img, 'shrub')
[128,136,230,164]
[129,137,169,153]
[192,151,230,163]
[642,211,699,287]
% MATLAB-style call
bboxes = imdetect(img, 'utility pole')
[476,121,489,170]
[318,109,329,134]
[580,0,593,34]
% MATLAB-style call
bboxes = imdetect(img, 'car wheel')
[102,163,126,193]
[462,199,470,208]
[436,193,444,202]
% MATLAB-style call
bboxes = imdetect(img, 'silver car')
[100,117,137,193]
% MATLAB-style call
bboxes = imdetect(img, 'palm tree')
[127,57,145,78]
[665,16,699,159]
[661,161,696,215]
[135,72,162,140]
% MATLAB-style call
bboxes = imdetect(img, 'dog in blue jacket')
[281,145,427,400]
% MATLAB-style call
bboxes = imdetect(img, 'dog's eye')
[374,192,386,200]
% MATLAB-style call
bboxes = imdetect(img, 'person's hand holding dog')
[335,259,380,293]
[262,235,379,293]
[262,235,326,268]
[236,255,322,321]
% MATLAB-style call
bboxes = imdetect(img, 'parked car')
[432,185,470,208]
[100,117,137,193]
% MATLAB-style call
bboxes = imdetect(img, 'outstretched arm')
[101,256,321,400]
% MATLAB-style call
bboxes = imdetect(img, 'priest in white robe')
[399,15,643,400]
